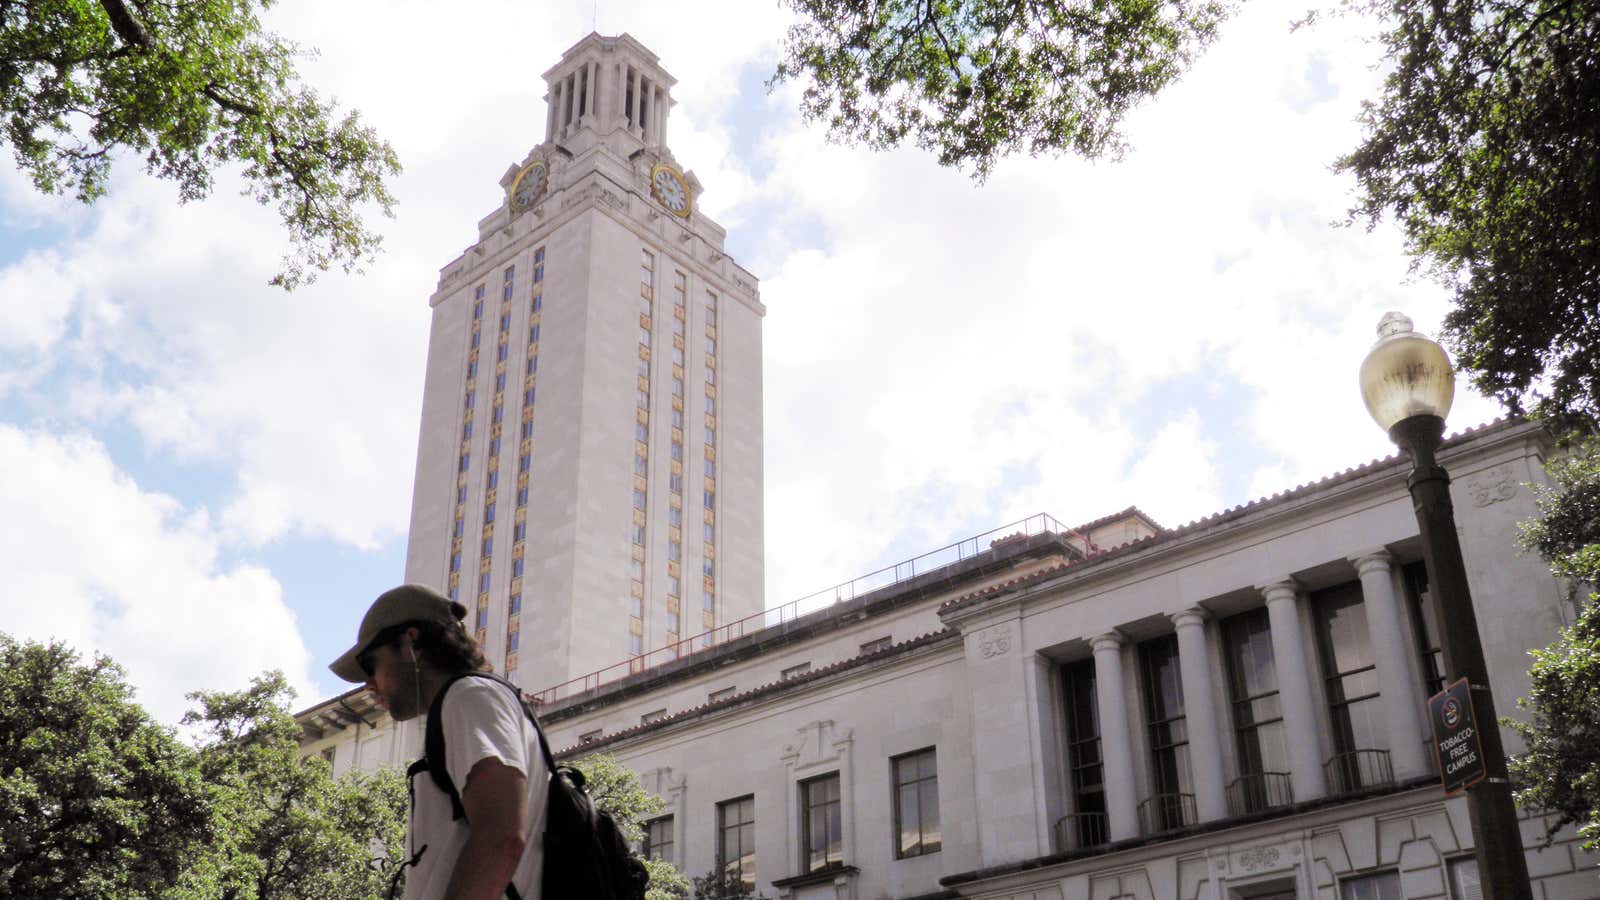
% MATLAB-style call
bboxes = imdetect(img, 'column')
[550,79,564,139]
[631,70,642,134]
[646,85,658,144]
[1352,549,1430,778]
[1090,633,1139,840]
[615,63,626,125]
[545,84,557,142]
[586,60,599,121]
[565,73,577,131]
[1171,609,1227,822]
[658,90,669,145]
[1262,581,1328,801]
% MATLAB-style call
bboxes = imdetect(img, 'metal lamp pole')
[1362,314,1531,900]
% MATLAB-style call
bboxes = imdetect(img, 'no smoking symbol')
[1443,697,1462,728]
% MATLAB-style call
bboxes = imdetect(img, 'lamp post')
[1359,312,1532,900]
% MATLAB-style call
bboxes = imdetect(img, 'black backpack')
[417,670,649,900]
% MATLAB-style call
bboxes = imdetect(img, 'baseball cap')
[329,584,467,683]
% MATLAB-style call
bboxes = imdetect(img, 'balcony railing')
[1324,748,1394,795]
[1226,771,1294,817]
[1052,812,1109,852]
[531,513,1076,704]
[1138,792,1196,835]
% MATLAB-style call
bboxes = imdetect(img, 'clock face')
[509,161,548,212]
[650,164,691,218]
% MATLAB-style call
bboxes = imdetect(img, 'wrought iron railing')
[1324,748,1394,795]
[1053,811,1109,851]
[1225,771,1294,816]
[1138,792,1196,835]
[530,513,1076,704]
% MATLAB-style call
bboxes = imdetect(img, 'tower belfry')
[404,33,766,696]
[543,33,676,153]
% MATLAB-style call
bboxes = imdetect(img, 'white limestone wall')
[404,284,473,589]
[715,266,765,628]
[582,644,978,900]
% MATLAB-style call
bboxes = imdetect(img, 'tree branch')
[97,0,155,51]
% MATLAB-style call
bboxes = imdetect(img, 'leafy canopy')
[571,752,693,900]
[0,0,400,288]
[1333,0,1599,425]
[0,635,209,899]
[0,634,406,899]
[771,0,1233,179]
[1510,441,1600,851]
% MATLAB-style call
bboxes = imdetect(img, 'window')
[500,313,511,332]
[486,470,498,490]
[1313,581,1387,790]
[449,552,461,572]
[672,346,684,366]
[666,610,679,632]
[703,558,714,577]
[860,636,892,655]
[641,708,668,725]
[782,662,811,680]
[470,330,480,349]
[509,593,522,614]
[481,537,492,556]
[531,293,542,311]
[630,595,643,618]
[668,541,680,562]
[801,773,843,872]
[465,390,475,409]
[638,389,650,410]
[1222,608,1290,813]
[461,417,474,439]
[1061,659,1107,848]
[467,360,478,378]
[635,453,649,476]
[516,486,528,505]
[706,367,716,386]
[892,748,941,858]
[633,524,646,545]
[527,355,538,374]
[706,458,716,477]
[628,633,643,655]
[709,685,737,703]
[530,324,541,343]
[320,746,336,765]
[479,572,491,593]
[636,422,649,442]
[511,558,524,577]
[524,387,536,406]
[703,589,715,611]
[1340,870,1402,900]
[520,421,533,440]
[706,396,716,415]
[704,490,715,510]
[507,630,520,651]
[639,327,651,347]
[457,484,467,504]
[716,796,755,890]
[705,523,715,543]
[669,473,683,493]
[668,507,682,527]
[706,336,716,355]
[483,503,496,524]
[579,728,604,743]
[513,522,526,541]
[497,342,508,361]
[1446,856,1481,900]
[1404,561,1445,696]
[453,517,465,538]
[475,609,488,630]
[633,489,647,511]
[459,452,470,472]
[1139,634,1193,831]
[642,816,674,862]
[519,453,531,473]
[629,559,645,580]
[671,441,683,462]
[671,409,683,429]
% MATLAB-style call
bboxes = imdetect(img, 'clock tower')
[403,33,766,697]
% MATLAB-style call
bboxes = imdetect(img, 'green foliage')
[570,752,692,900]
[0,0,400,288]
[0,636,210,899]
[169,671,408,899]
[1511,441,1600,850]
[771,0,1232,179]
[690,867,772,899]
[1335,0,1600,426]
[0,634,405,899]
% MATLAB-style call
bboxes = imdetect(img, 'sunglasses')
[357,626,409,679]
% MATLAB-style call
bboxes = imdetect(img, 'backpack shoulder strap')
[422,670,552,822]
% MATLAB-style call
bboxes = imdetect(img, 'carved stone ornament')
[1232,841,1298,873]
[1466,468,1520,507]
[781,720,852,772]
[977,624,1013,659]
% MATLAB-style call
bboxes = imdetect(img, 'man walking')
[331,584,548,900]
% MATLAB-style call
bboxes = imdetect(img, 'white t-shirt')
[404,677,549,900]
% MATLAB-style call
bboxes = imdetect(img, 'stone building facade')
[400,33,765,700]
[298,418,1597,898]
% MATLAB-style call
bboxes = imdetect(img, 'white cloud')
[0,0,1512,653]
[0,425,315,724]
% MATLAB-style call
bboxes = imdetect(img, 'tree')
[1509,440,1600,850]
[572,752,693,900]
[770,0,1233,179]
[1335,0,1600,427]
[690,867,773,900]
[171,671,408,900]
[0,635,211,899]
[0,0,400,288]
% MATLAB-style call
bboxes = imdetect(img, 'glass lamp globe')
[1359,312,1456,431]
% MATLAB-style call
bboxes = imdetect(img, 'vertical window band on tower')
[504,250,542,674]
[631,248,655,657]
[449,282,489,604]
[478,265,515,648]
[702,289,718,633]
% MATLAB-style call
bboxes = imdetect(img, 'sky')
[0,0,1507,726]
